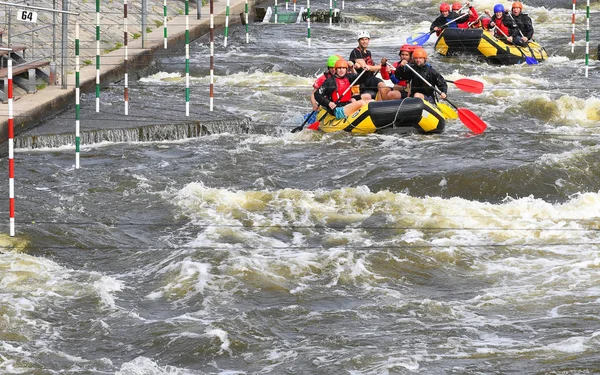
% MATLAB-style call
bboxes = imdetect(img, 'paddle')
[466,13,486,28]
[291,108,319,133]
[300,68,368,132]
[445,78,484,94]
[437,102,458,119]
[406,12,469,46]
[493,25,537,65]
[403,63,487,134]
[388,66,483,95]
[506,12,539,64]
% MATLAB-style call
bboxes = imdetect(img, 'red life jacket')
[332,76,353,103]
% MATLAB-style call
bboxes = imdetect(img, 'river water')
[2,0,600,374]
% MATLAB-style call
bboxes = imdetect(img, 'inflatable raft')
[434,28,548,65]
[314,97,446,134]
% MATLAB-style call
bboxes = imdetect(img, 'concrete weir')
[0,0,257,148]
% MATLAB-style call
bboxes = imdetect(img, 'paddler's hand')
[328,102,337,110]
[439,92,447,100]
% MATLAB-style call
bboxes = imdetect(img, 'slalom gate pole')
[329,0,332,26]
[8,59,14,236]
[210,0,214,111]
[571,0,576,53]
[224,0,230,47]
[307,0,311,48]
[275,0,278,23]
[245,0,249,43]
[75,23,81,169]
[185,0,190,116]
[124,0,129,115]
[163,0,168,49]
[95,0,100,112]
[585,0,589,77]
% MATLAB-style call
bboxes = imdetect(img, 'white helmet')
[357,31,370,40]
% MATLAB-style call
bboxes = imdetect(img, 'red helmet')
[440,2,450,12]
[399,44,415,53]
[452,2,462,11]
[412,48,428,59]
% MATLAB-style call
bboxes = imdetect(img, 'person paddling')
[397,48,447,105]
[507,1,534,46]
[387,44,416,99]
[314,59,372,120]
[431,2,463,36]
[310,55,342,111]
[485,4,510,41]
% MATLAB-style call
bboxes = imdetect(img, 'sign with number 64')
[18,10,38,23]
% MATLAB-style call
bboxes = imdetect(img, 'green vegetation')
[133,33,141,40]
[83,59,92,66]
[103,42,123,55]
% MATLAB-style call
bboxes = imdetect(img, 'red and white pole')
[8,59,15,236]
[571,0,576,53]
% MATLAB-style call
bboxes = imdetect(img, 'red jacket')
[458,7,480,28]
[488,14,509,37]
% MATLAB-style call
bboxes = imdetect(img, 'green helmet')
[327,54,342,68]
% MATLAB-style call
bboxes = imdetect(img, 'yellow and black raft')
[434,28,548,65]
[314,97,445,134]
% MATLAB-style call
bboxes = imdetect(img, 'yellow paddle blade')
[437,102,458,119]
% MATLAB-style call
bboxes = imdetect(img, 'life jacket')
[313,71,333,90]
[491,14,509,37]
[331,75,353,104]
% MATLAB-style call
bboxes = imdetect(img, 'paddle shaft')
[467,13,485,28]
[493,26,537,64]
[403,63,446,101]
[291,108,318,133]
[292,68,367,133]
[403,63,486,134]
[408,12,469,46]
[506,12,538,58]
[434,12,469,33]
[314,68,368,123]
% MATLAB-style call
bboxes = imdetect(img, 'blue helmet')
[493,4,504,13]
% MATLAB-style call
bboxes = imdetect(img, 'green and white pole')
[224,0,230,47]
[329,0,332,26]
[75,22,81,169]
[285,0,289,10]
[274,0,278,24]
[185,0,190,116]
[95,0,100,112]
[245,0,249,43]
[585,0,589,77]
[124,0,129,115]
[163,0,168,49]
[307,0,311,48]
